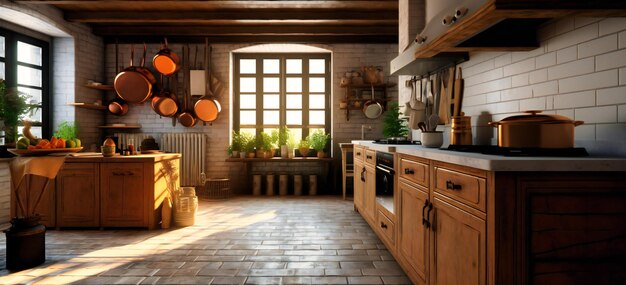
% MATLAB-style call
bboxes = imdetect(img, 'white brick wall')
[420,16,626,156]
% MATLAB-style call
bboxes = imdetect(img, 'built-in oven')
[375,151,395,197]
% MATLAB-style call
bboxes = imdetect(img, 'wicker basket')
[198,178,232,199]
[174,195,197,227]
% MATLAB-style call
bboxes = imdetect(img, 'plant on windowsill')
[275,127,291,158]
[308,130,331,158]
[383,102,409,139]
[260,132,274,158]
[240,132,256,158]
[298,139,310,158]
[229,131,243,158]
[0,79,36,146]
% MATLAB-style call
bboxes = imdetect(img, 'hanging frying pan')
[109,42,129,116]
[194,38,221,123]
[152,38,180,76]
[114,43,156,103]
[151,74,178,117]
[178,45,196,127]
[363,83,383,119]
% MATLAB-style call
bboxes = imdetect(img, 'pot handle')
[488,121,500,127]
[574,120,584,126]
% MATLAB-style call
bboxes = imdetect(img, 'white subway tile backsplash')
[546,96,554,109]
[547,23,598,52]
[536,52,557,69]
[556,108,575,119]
[555,17,576,36]
[464,68,503,87]
[512,73,529,87]
[494,53,512,68]
[503,58,535,77]
[556,46,577,64]
[596,124,626,142]
[496,101,520,114]
[575,106,617,123]
[532,80,559,97]
[574,17,602,29]
[529,69,548,84]
[578,34,617,58]
[620,67,626,85]
[554,90,596,109]
[520,97,546,111]
[463,59,495,78]
[464,77,511,97]
[486,91,501,103]
[511,46,545,63]
[620,31,626,49]
[501,85,533,101]
[599,18,626,36]
[548,57,595,80]
[559,70,618,93]
[596,49,626,71]
[574,124,596,140]
[619,105,626,122]
[597,86,626,105]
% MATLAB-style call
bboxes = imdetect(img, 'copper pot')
[488,111,584,148]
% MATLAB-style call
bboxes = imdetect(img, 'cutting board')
[438,66,455,124]
[451,66,464,117]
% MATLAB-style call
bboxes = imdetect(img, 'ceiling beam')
[103,35,398,44]
[92,25,397,36]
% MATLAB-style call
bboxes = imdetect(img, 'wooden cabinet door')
[101,163,145,227]
[354,159,364,210]
[398,180,429,284]
[364,164,376,222]
[56,163,99,227]
[431,195,486,285]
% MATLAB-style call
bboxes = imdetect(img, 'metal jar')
[488,111,584,148]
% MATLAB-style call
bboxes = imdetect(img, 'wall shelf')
[341,83,395,121]
[97,124,141,129]
[67,103,108,110]
[84,84,114,91]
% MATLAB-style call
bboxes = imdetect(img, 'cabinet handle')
[356,152,361,156]
[125,171,134,176]
[112,171,125,176]
[361,167,366,182]
[426,202,434,229]
[446,180,462,190]
[404,168,414,175]
[422,199,429,227]
[366,155,373,159]
[380,222,388,229]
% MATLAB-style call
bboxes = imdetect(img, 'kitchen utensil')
[152,38,180,76]
[427,114,439,132]
[450,114,472,145]
[451,66,464,117]
[194,38,221,123]
[417,122,427,132]
[488,110,584,148]
[421,131,443,148]
[424,77,431,117]
[363,83,383,119]
[408,77,426,129]
[438,67,455,124]
[152,75,178,117]
[108,97,129,116]
[363,66,379,84]
[114,43,156,103]
[178,45,196,127]
[403,78,413,116]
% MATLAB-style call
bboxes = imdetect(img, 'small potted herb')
[298,140,310,158]
[229,131,243,158]
[240,132,256,158]
[383,102,409,139]
[307,130,331,158]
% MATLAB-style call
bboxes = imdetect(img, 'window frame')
[0,27,51,139]
[233,53,331,141]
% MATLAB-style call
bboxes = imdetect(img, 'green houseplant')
[0,79,36,145]
[260,132,274,158]
[298,139,310,158]
[276,126,291,158]
[383,102,408,139]
[229,131,243,158]
[307,130,331,158]
[240,132,256,158]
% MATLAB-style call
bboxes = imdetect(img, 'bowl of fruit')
[9,121,82,156]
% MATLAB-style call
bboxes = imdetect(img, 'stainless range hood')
[390,42,468,75]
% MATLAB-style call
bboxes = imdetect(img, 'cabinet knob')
[356,152,361,156]
[112,171,125,176]
[380,222,388,229]
[366,155,373,159]
[361,167,366,182]
[446,180,462,190]
[404,168,414,175]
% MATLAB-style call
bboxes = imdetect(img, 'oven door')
[375,164,395,196]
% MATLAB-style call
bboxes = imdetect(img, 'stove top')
[445,145,589,157]
[373,138,422,145]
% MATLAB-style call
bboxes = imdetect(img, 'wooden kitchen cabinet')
[397,180,429,285]
[363,163,376,223]
[100,162,146,227]
[354,159,364,211]
[56,163,99,227]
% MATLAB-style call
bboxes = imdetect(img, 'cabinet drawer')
[377,210,395,246]
[354,146,365,161]
[434,167,486,212]
[399,157,429,187]
[365,150,376,165]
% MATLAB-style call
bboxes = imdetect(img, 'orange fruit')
[57,138,65,148]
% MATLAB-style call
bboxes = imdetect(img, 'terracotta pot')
[299,147,310,157]
[316,151,325,158]
[246,152,255,158]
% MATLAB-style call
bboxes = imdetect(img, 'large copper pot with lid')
[488,110,584,148]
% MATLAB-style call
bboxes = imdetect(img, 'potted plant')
[0,79,36,145]
[261,132,274,158]
[229,131,242,158]
[276,127,291,158]
[240,132,256,158]
[383,102,409,139]
[307,130,331,158]
[298,139,310,158]
[287,136,298,158]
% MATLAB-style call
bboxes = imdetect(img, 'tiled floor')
[0,196,410,284]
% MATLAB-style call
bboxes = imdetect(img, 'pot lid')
[498,110,578,124]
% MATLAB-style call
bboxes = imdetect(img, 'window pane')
[263,77,279,93]
[309,78,325,93]
[18,126,42,139]
[263,59,279,74]
[309,127,325,135]
[18,87,42,103]
[240,128,256,137]
[286,78,302,92]
[240,78,256,92]
[263,94,279,109]
[0,36,4,57]
[309,59,325,74]
[263,110,279,125]
[22,107,41,122]
[17,41,42,66]
[286,110,302,125]
[17,65,42,87]
[290,128,303,141]
[309,94,325,109]
[0,62,4,79]
[286,94,302,109]
[309,111,325,125]
[239,59,256,74]
[240,111,256,125]
[240,94,256,109]
[286,59,302,74]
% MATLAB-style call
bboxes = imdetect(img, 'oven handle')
[376,165,395,175]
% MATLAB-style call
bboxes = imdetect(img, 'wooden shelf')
[342,82,392,121]
[345,83,396,88]
[226,157,334,162]
[84,84,114,91]
[97,124,141,129]
[67,103,108,110]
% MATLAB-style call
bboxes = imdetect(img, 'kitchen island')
[351,141,626,285]
[11,153,180,230]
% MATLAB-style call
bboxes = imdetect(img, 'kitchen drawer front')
[434,167,486,212]
[354,146,365,162]
[399,157,429,187]
[377,210,395,246]
[365,149,376,165]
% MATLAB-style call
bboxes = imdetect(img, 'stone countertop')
[64,152,181,163]
[352,141,626,172]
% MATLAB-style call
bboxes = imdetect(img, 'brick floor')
[0,196,410,284]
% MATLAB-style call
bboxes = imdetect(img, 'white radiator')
[114,133,152,150]
[160,133,207,187]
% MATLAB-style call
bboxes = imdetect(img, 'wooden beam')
[78,19,398,26]
[91,25,398,36]
[65,10,398,22]
[103,34,398,44]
